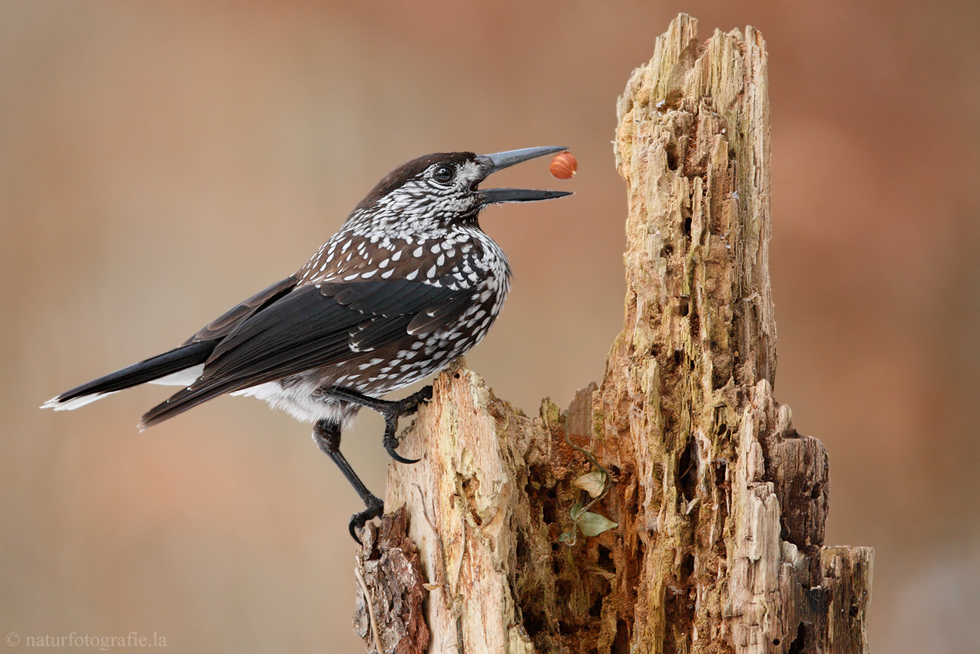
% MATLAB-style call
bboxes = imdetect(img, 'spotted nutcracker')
[42,146,572,540]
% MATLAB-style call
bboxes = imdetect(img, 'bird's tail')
[41,341,215,412]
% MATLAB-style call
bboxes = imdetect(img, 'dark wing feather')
[350,314,415,351]
[140,279,469,428]
[200,285,359,379]
[327,278,464,316]
[184,275,298,344]
[406,292,475,335]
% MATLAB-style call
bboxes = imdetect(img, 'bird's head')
[348,146,571,234]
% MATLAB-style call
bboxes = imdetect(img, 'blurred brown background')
[2,1,978,651]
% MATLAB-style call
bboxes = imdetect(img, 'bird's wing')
[184,275,299,344]
[139,278,469,428]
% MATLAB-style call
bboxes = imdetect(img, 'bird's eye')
[432,165,455,185]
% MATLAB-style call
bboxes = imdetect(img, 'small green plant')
[559,432,618,545]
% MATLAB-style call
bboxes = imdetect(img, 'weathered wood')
[817,547,874,654]
[353,14,873,654]
[353,508,430,654]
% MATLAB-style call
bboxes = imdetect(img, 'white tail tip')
[41,391,117,411]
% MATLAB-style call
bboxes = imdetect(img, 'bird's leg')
[312,419,384,544]
[315,386,432,464]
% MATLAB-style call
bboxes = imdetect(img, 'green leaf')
[575,511,619,537]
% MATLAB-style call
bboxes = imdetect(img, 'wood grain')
[354,14,873,654]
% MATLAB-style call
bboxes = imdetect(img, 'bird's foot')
[349,494,384,545]
[395,385,433,415]
[316,385,432,464]
[381,386,431,464]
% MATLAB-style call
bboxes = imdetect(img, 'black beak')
[475,146,573,206]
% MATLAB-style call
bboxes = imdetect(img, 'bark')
[353,13,873,654]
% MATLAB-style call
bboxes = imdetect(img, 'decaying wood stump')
[353,14,873,654]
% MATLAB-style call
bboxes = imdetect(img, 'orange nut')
[549,152,577,179]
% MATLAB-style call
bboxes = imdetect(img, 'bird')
[41,146,572,541]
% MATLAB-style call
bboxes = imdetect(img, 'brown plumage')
[42,146,572,540]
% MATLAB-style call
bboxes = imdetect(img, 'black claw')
[349,495,384,544]
[378,385,432,464]
[385,439,420,464]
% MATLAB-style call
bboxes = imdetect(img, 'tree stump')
[353,14,873,654]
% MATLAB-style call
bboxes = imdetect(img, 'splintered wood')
[355,13,872,654]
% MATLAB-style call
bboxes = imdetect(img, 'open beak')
[475,146,573,206]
